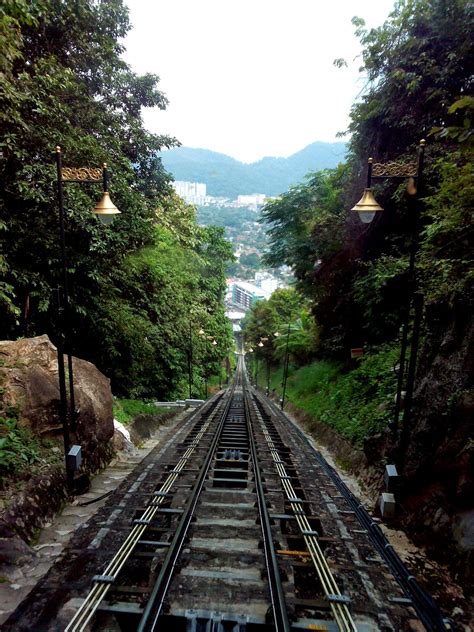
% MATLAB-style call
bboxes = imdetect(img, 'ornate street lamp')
[351,140,426,468]
[55,146,121,490]
[351,158,384,223]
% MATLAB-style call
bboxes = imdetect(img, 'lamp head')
[351,188,383,223]
[93,192,120,225]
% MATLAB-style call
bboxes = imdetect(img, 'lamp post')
[351,140,426,469]
[255,340,264,389]
[281,322,292,410]
[55,146,120,490]
[204,338,218,398]
[188,322,205,399]
[246,347,254,383]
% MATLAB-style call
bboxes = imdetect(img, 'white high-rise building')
[173,181,207,205]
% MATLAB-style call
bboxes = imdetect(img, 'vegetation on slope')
[245,0,473,453]
[0,0,234,399]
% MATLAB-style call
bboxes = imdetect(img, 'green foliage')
[353,255,410,340]
[254,0,473,456]
[431,96,474,146]
[0,415,61,484]
[419,155,474,302]
[239,253,260,269]
[259,0,473,362]
[0,1,233,401]
[243,288,317,366]
[273,345,400,444]
[348,0,474,160]
[77,204,234,398]
[113,399,172,425]
[261,166,349,283]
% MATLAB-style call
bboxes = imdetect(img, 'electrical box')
[380,492,396,518]
[67,445,82,472]
[384,464,401,492]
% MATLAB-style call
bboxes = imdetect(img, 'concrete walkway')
[0,412,186,625]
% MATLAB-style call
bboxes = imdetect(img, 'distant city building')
[173,180,207,205]
[254,271,284,295]
[225,308,246,333]
[236,194,266,208]
[231,281,266,311]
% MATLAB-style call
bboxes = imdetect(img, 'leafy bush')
[272,345,399,445]
[0,417,58,481]
[113,399,172,425]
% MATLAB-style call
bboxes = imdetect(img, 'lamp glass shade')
[93,192,120,225]
[358,211,376,224]
[351,188,383,224]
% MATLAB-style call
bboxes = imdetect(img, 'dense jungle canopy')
[0,0,234,398]
[248,0,473,361]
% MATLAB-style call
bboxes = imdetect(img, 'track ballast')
[3,355,451,632]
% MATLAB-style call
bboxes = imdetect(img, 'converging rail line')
[4,356,451,632]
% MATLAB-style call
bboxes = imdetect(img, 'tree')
[348,0,474,162]
[0,1,235,399]
[242,288,316,367]
[259,0,473,358]
[240,253,260,269]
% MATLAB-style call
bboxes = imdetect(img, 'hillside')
[159,142,347,197]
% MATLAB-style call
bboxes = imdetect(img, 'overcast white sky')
[123,0,395,163]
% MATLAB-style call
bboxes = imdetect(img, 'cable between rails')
[243,367,357,632]
[65,392,230,632]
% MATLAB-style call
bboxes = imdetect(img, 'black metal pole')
[367,156,373,188]
[55,147,78,433]
[266,356,270,396]
[281,321,291,410]
[400,292,424,439]
[55,147,74,490]
[188,320,193,398]
[392,140,426,445]
[103,162,108,192]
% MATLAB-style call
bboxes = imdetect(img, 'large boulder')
[0,335,114,473]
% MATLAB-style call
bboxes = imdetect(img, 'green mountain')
[159,142,346,198]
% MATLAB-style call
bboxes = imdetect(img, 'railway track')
[4,356,451,632]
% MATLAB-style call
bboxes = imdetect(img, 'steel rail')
[66,393,228,632]
[243,365,291,632]
[245,369,357,632]
[260,388,453,632]
[137,378,238,631]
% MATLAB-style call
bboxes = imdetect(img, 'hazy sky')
[123,0,395,163]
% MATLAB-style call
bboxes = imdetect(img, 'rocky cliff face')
[0,335,115,546]
[0,334,114,473]
[400,297,474,586]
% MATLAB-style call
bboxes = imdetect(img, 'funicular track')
[5,356,451,632]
